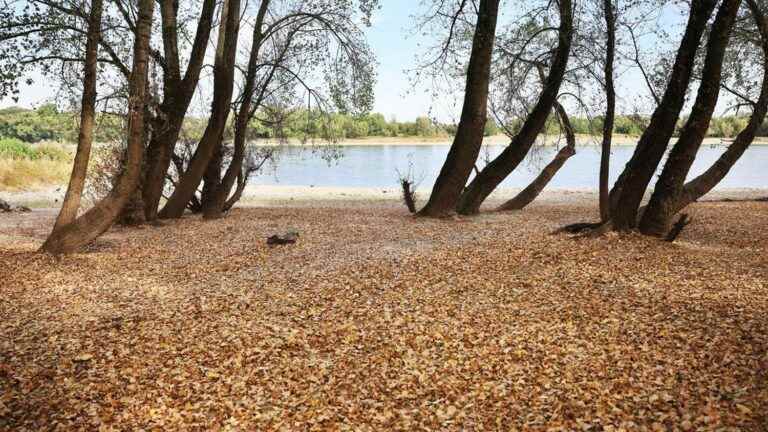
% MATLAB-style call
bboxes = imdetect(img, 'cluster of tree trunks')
[607,0,768,237]
[36,0,376,253]
[608,0,721,230]
[419,0,574,216]
[140,0,218,222]
[418,0,767,241]
[159,0,241,219]
[416,0,501,218]
[42,0,155,254]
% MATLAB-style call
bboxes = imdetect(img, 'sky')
[0,0,445,121]
[0,1,712,121]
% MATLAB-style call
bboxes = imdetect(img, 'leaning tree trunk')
[51,0,103,232]
[456,0,573,215]
[223,171,248,212]
[608,0,718,230]
[599,0,616,222]
[41,0,155,254]
[141,0,217,221]
[639,0,741,236]
[203,0,276,219]
[158,0,241,219]
[668,0,768,215]
[200,144,223,211]
[497,101,576,211]
[416,0,500,218]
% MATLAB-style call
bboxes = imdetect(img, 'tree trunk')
[41,0,155,254]
[158,0,241,219]
[203,0,279,219]
[200,143,222,212]
[51,0,103,232]
[141,0,217,221]
[608,0,718,230]
[599,0,616,222]
[639,0,741,236]
[223,171,248,212]
[416,0,500,218]
[670,0,768,214]
[497,101,576,211]
[456,0,573,215]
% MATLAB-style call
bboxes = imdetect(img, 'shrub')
[33,142,72,161]
[0,138,36,159]
[0,158,71,190]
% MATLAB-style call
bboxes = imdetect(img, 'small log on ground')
[267,230,299,246]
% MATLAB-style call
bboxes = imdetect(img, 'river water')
[249,143,768,190]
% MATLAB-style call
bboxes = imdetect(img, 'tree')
[628,0,768,237]
[599,0,616,221]
[638,0,743,236]
[417,0,501,217]
[41,0,155,254]
[607,0,719,230]
[497,100,576,211]
[158,0,242,219]
[139,0,217,222]
[456,0,574,215]
[50,0,103,232]
[202,0,377,218]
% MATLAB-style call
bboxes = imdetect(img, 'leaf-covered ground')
[1,199,767,430]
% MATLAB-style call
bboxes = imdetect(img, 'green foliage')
[0,137,70,161]
[0,104,125,144]
[4,105,768,143]
[33,142,71,161]
[0,137,36,159]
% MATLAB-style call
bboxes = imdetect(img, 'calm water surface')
[250,143,768,190]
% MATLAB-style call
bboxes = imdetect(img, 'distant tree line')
[1,104,764,145]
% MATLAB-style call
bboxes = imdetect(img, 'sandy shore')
[3,184,767,210]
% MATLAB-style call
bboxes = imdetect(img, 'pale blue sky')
[0,0,441,121]
[1,1,704,121]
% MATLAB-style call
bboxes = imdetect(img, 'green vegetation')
[0,139,72,190]
[0,137,70,160]
[0,135,72,190]
[1,105,766,151]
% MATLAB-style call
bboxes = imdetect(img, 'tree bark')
[608,0,718,230]
[497,101,576,211]
[41,0,155,254]
[159,0,241,219]
[670,0,768,214]
[416,0,500,218]
[203,0,277,219]
[51,0,103,232]
[599,0,616,222]
[141,0,217,221]
[456,0,573,215]
[639,0,741,236]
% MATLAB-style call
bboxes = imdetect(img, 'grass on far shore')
[0,139,72,191]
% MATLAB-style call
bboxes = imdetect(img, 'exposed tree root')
[700,196,768,203]
[665,214,692,242]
